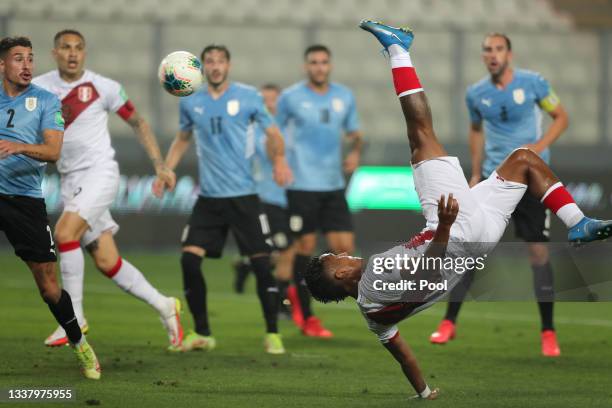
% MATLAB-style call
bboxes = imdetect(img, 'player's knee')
[509,147,537,165]
[528,243,549,266]
[296,235,316,255]
[53,227,79,245]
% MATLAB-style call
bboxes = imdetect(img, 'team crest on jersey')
[227,99,240,116]
[332,98,344,113]
[25,97,37,111]
[513,88,525,105]
[78,86,93,102]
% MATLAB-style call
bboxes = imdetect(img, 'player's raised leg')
[496,148,611,242]
[359,20,446,164]
[86,231,184,348]
[29,261,100,380]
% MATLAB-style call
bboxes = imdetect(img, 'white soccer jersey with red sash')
[33,70,135,174]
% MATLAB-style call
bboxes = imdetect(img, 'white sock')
[110,258,167,313]
[58,242,85,326]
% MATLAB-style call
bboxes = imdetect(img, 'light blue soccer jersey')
[277,81,360,191]
[179,82,275,198]
[253,125,287,207]
[0,84,64,198]
[466,69,559,177]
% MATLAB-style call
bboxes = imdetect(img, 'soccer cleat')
[541,330,561,357]
[168,330,216,352]
[73,339,101,380]
[568,217,612,244]
[302,316,333,338]
[233,260,251,294]
[286,285,304,328]
[45,320,89,347]
[359,19,415,52]
[159,297,184,348]
[264,333,285,354]
[430,319,456,344]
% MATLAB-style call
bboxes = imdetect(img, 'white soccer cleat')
[45,320,89,347]
[159,297,184,348]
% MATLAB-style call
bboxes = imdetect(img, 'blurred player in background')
[34,30,183,349]
[276,45,363,337]
[233,83,295,319]
[0,36,100,379]
[305,20,611,399]
[154,45,293,354]
[430,33,569,357]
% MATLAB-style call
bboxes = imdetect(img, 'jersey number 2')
[6,109,15,128]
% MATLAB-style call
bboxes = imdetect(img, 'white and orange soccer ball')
[158,51,203,97]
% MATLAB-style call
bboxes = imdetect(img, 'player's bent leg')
[289,233,317,327]
[28,261,101,379]
[87,232,184,349]
[496,148,612,243]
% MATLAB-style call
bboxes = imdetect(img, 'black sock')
[533,262,555,331]
[293,255,313,319]
[444,268,475,323]
[47,289,82,344]
[250,255,279,333]
[181,252,210,336]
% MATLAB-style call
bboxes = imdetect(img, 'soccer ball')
[158,51,203,97]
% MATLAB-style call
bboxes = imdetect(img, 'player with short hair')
[233,83,296,318]
[154,45,293,354]
[304,21,611,399]
[33,29,183,349]
[429,32,569,356]
[276,44,363,336]
[0,35,100,379]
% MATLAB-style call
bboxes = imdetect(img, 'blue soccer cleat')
[359,20,415,52]
[568,217,612,244]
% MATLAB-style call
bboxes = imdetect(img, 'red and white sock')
[105,257,166,313]
[389,44,423,97]
[58,241,85,326]
[541,182,584,228]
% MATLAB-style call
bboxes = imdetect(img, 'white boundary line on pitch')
[2,279,612,328]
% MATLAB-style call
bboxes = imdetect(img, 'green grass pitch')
[1,252,611,407]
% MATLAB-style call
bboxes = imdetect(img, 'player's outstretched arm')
[383,333,439,400]
[125,111,176,190]
[264,126,293,186]
[0,129,63,162]
[152,130,192,198]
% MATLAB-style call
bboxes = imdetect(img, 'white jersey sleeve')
[100,77,129,113]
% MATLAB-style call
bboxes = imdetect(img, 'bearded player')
[33,30,183,349]
[304,21,612,399]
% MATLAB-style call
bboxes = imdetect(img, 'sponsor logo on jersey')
[227,99,240,116]
[513,88,525,105]
[78,86,93,102]
[25,97,37,111]
[194,106,204,115]
[332,98,344,113]
[481,98,492,107]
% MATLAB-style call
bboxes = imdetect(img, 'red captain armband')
[117,100,136,121]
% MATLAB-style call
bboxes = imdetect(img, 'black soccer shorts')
[0,194,57,263]
[262,202,293,251]
[511,191,550,242]
[181,194,271,258]
[286,189,353,236]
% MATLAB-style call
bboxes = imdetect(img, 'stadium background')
[0,0,610,249]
